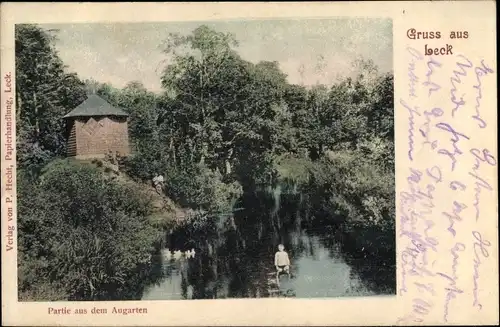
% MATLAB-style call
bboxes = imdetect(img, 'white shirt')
[275,251,290,266]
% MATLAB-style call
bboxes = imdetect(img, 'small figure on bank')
[274,244,290,278]
[152,173,159,189]
[152,173,165,194]
[115,151,121,165]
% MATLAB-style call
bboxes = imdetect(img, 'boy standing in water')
[275,244,290,276]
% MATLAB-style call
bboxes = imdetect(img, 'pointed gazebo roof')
[63,94,129,119]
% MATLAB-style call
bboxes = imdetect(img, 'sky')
[41,19,393,93]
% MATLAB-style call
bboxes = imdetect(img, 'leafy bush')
[118,141,169,182]
[165,163,243,213]
[308,149,394,230]
[18,159,161,300]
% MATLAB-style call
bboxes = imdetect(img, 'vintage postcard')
[1,1,498,326]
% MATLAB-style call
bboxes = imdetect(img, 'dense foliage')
[15,25,87,175]
[16,24,395,300]
[17,159,161,300]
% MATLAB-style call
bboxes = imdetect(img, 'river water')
[141,190,395,300]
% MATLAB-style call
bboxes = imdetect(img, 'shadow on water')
[141,188,395,300]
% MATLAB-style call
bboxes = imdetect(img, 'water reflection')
[143,231,377,300]
[142,191,393,300]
